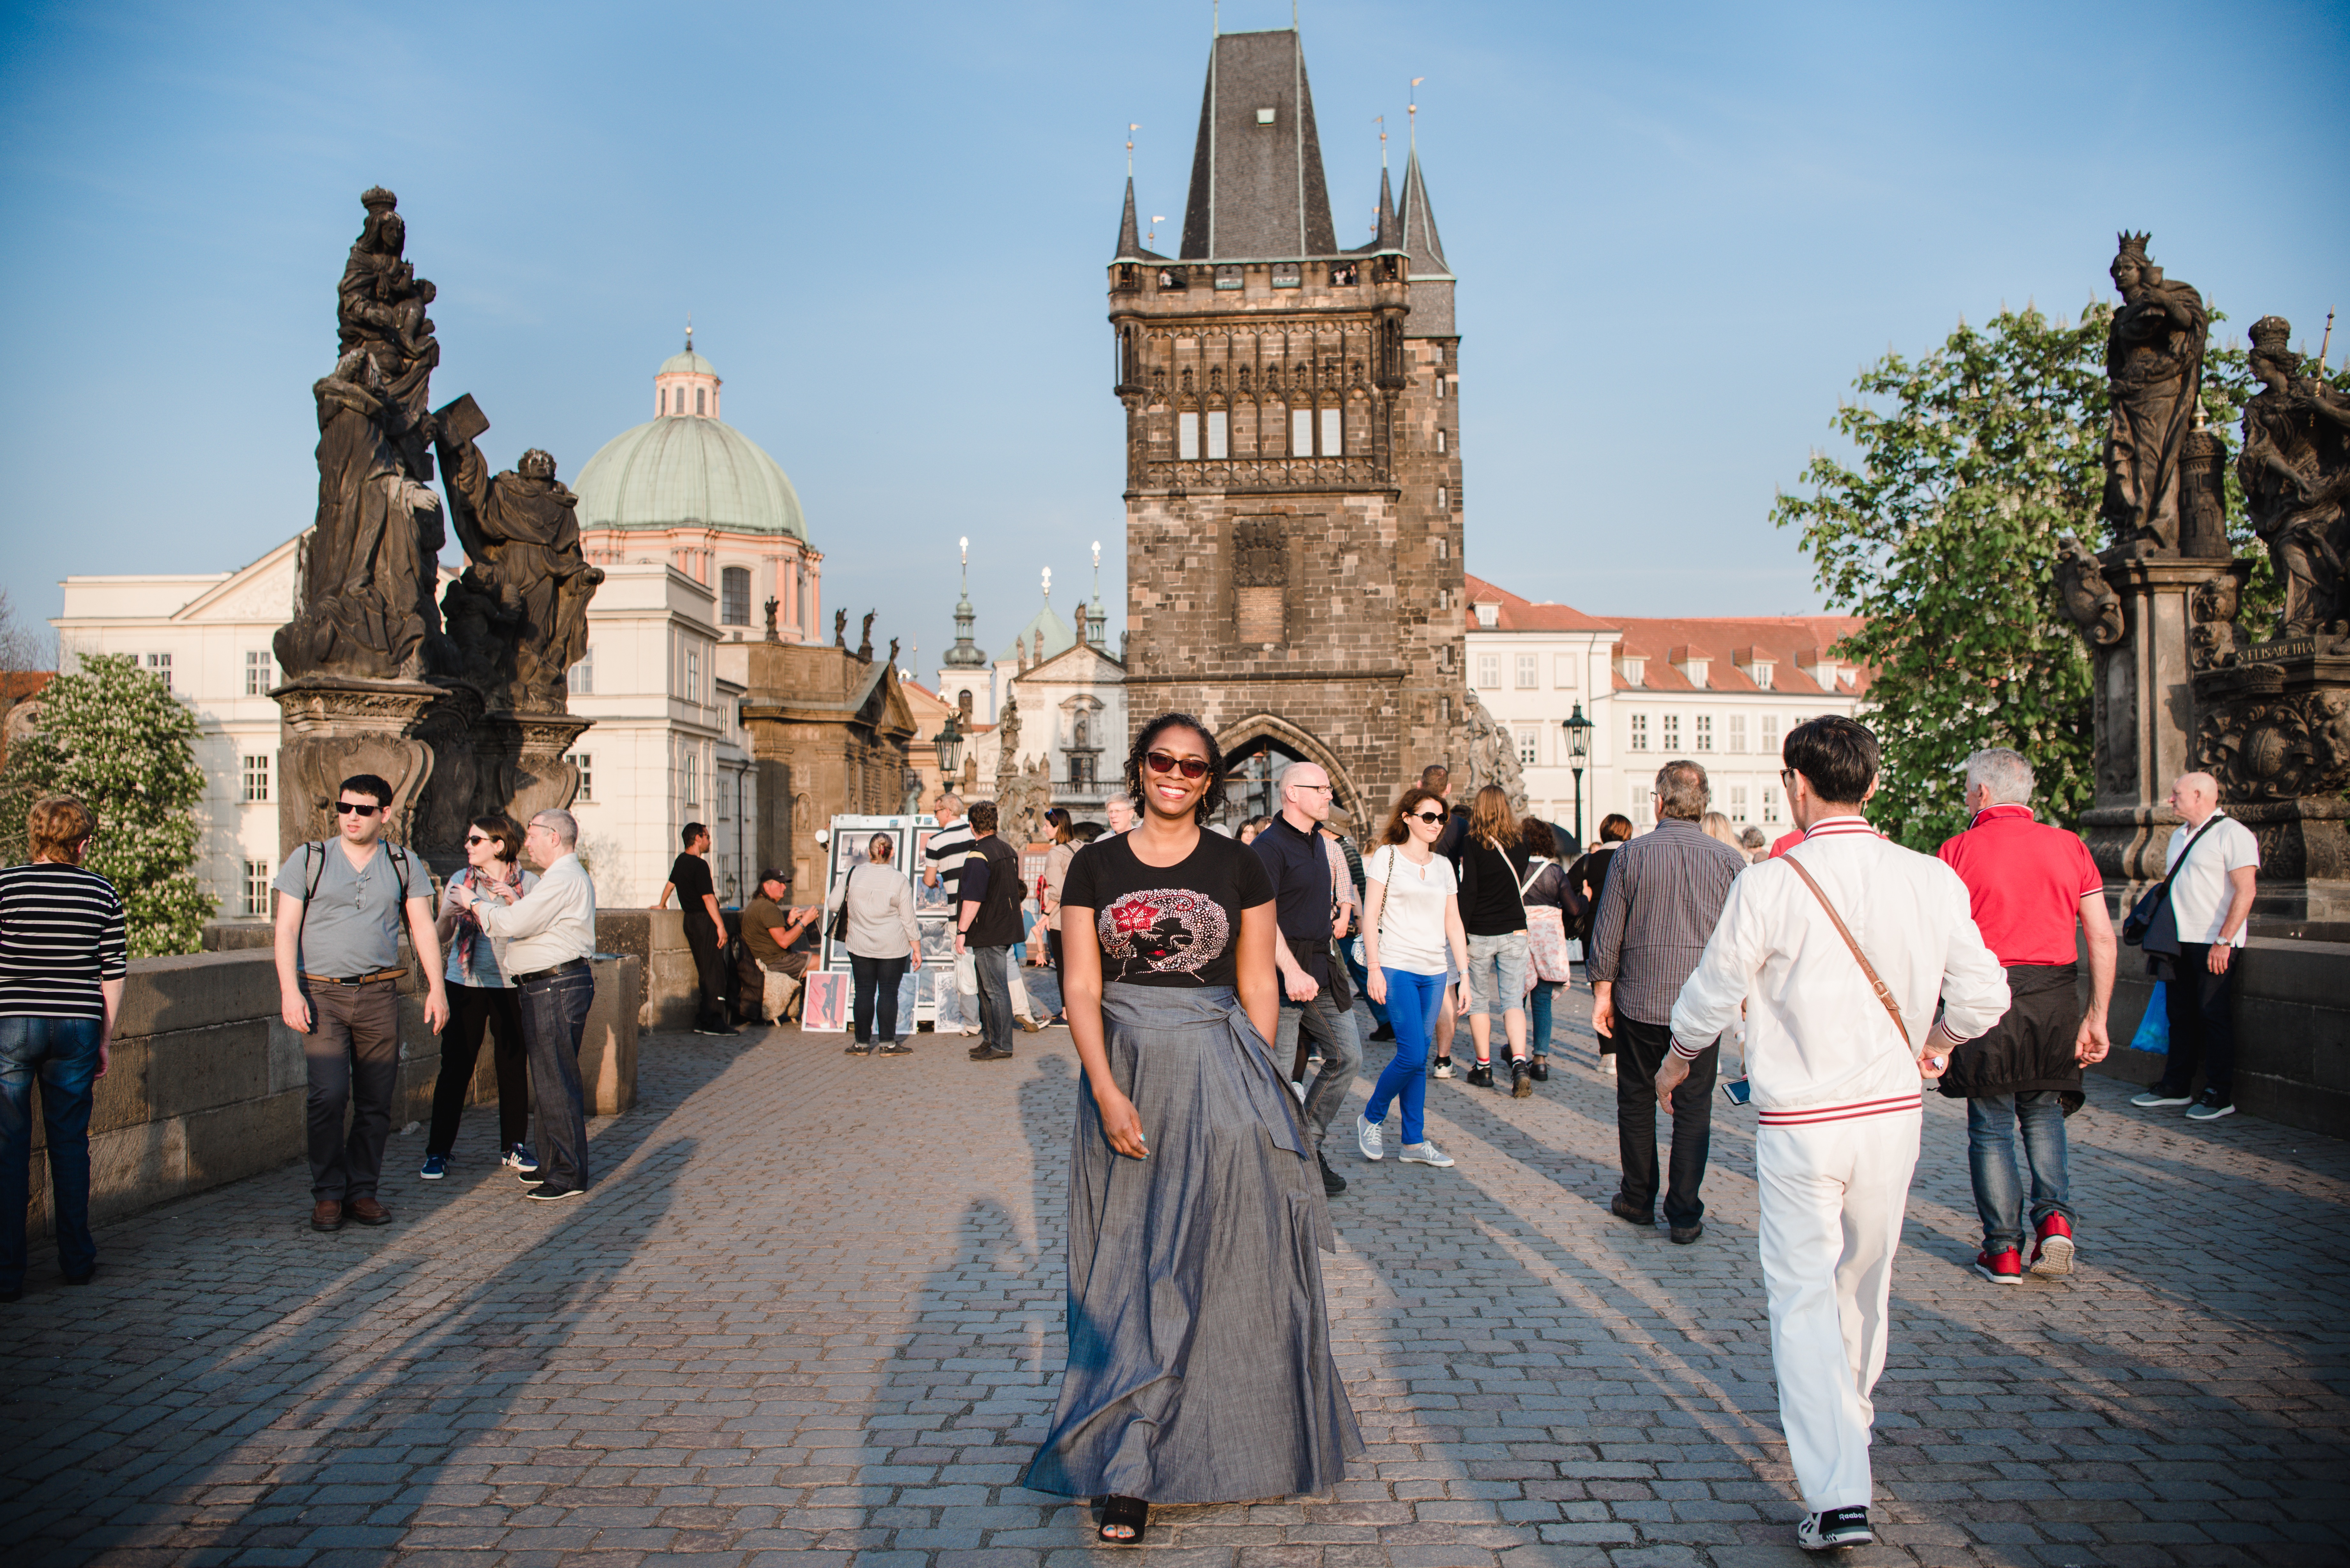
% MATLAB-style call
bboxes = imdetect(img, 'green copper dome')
[572,404,808,540]
[659,347,716,376]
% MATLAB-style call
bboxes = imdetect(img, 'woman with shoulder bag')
[1455,786,1537,1097]
[827,835,922,1055]
[1517,818,1574,1084]
[1354,787,1472,1169]
[423,813,538,1180]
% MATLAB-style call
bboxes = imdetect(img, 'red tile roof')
[1461,575,1617,632]
[1461,573,1870,698]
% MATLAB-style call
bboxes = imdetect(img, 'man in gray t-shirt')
[272,773,447,1233]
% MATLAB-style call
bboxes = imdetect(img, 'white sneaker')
[1600,1054,1617,1076]
[1432,1059,1455,1080]
[1356,1113,1384,1161]
[1399,1141,1455,1167]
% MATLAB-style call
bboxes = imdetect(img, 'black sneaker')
[1369,1022,1396,1041]
[1528,1057,1549,1082]
[844,1041,873,1055]
[1466,1062,1494,1088]
[1797,1505,1873,1550]
[694,1023,739,1037]
[968,1044,1014,1061]
[524,1183,586,1202]
[1511,1059,1533,1098]
[1318,1152,1347,1196]
[2184,1089,2237,1122]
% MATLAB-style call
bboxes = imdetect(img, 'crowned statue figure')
[2098,232,2209,556]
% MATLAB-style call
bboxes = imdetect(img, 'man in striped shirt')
[1659,718,2008,1553]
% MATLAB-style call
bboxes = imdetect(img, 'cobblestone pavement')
[4,991,2346,1567]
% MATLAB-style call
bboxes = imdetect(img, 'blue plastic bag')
[2128,981,2170,1054]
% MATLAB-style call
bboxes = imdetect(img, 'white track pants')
[1755,1111,1920,1513]
[954,947,1030,1016]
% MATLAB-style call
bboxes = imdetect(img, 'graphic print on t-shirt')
[1097,888,1231,977]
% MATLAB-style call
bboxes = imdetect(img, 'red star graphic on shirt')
[1111,901,1161,934]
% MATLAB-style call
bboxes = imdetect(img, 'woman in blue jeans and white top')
[1453,786,1535,1096]
[0,796,127,1302]
[1355,786,1470,1169]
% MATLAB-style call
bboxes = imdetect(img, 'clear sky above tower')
[2,0,2344,665]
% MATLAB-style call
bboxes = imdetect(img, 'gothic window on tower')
[1208,410,1228,459]
[1216,265,1243,290]
[1320,407,1341,456]
[1179,411,1200,460]
[1437,537,1449,560]
[1330,262,1357,286]
[722,567,751,626]
[1436,486,1449,511]
[1290,407,1312,457]
[1437,428,1447,452]
[1272,262,1301,288]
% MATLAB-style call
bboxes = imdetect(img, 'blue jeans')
[971,944,1015,1053]
[1967,1091,2071,1255]
[1528,981,1559,1057]
[518,968,595,1192]
[0,1015,103,1291]
[1364,969,1447,1146]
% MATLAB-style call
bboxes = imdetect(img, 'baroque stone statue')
[277,189,449,683]
[2239,315,2350,637]
[2053,533,2125,645]
[434,396,605,712]
[2099,232,2209,556]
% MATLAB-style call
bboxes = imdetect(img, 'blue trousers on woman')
[0,1016,103,1294]
[1362,970,1448,1145]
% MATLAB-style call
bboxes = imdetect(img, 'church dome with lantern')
[573,334,809,541]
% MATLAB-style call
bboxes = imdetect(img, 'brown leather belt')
[300,968,407,986]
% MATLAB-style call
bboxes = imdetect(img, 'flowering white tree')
[0,653,213,956]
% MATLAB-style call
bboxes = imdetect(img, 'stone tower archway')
[1213,711,1370,832]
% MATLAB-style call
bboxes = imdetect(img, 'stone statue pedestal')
[2191,636,2350,920]
[274,678,447,863]
[2080,556,2245,887]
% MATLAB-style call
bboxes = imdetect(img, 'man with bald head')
[1253,760,1361,1197]
[2130,772,2259,1123]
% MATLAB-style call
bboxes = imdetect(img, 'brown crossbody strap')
[1783,855,1910,1045]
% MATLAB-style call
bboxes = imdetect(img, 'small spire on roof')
[685,315,693,355]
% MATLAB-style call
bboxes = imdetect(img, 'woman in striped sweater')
[0,796,128,1303]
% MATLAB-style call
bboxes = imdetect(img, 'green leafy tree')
[0,653,214,956]
[1772,305,2113,849]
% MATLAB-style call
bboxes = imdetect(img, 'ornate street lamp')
[1561,702,1594,850]
[934,713,965,782]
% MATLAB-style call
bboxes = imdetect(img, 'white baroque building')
[1463,574,1870,845]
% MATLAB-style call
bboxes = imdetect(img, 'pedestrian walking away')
[1936,748,2118,1282]
[2128,771,2259,1123]
[1564,814,1633,1073]
[272,773,450,1234]
[1586,761,1749,1242]
[423,813,538,1182]
[0,797,126,1301]
[930,791,1041,1032]
[455,810,599,1202]
[656,822,736,1036]
[1356,787,1472,1171]
[1024,712,1362,1540]
[1517,818,1572,1083]
[1662,717,2009,1550]
[826,832,922,1053]
[1454,786,1537,1096]
[1252,760,1363,1197]
[955,801,1027,1060]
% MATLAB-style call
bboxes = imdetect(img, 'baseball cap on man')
[758,868,791,887]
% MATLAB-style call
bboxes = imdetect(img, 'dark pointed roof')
[1397,148,1452,280]
[1114,176,1145,262]
[1373,165,1400,253]
[1178,29,1338,260]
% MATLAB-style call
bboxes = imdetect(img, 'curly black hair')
[1121,712,1227,825]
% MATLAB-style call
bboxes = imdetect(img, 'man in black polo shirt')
[954,801,1026,1061]
[656,823,735,1037]
[1252,761,1359,1198]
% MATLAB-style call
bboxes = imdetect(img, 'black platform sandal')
[1097,1495,1148,1544]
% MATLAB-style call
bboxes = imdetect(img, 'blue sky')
[4,0,2345,669]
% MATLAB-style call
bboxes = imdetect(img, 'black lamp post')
[933,714,964,788]
[1561,702,1593,850]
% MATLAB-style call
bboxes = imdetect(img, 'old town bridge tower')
[1109,25,1468,827]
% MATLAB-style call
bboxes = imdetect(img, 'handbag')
[1520,858,1573,984]
[2122,816,2221,956]
[828,865,856,944]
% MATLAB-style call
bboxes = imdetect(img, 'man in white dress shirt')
[1659,718,2010,1553]
[453,809,598,1201]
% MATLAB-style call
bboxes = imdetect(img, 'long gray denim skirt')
[1023,983,1364,1504]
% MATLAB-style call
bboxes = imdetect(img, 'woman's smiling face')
[1141,726,1212,820]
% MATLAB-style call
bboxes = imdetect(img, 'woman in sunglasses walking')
[1354,787,1472,1169]
[421,814,539,1180]
[1025,714,1362,1544]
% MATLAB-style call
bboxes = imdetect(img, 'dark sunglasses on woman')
[1143,751,1211,780]
[1407,808,1446,824]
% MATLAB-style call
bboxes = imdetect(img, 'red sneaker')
[2029,1214,2076,1277]
[1973,1248,2023,1284]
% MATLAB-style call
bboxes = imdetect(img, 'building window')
[686,648,701,703]
[1762,714,1779,756]
[1629,712,1649,750]
[567,752,593,803]
[1730,784,1749,823]
[244,649,274,695]
[1696,714,1713,752]
[1436,377,1446,399]
[1663,713,1681,751]
[1437,428,1447,452]
[1179,410,1200,460]
[241,754,270,803]
[1514,653,1538,689]
[1291,407,1312,456]
[1729,713,1748,752]
[682,751,701,810]
[146,652,171,692]
[1755,664,1774,690]
[695,386,706,415]
[1762,785,1781,824]
[1517,727,1538,766]
[1436,486,1449,511]
[243,859,270,919]
[722,567,751,625]
[1630,783,1653,828]
[1320,406,1341,456]
[569,645,594,696]
[1436,536,1449,560]
[1476,653,1500,688]
[1554,653,1577,689]
[1207,409,1228,459]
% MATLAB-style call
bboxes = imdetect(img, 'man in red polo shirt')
[1935,747,2116,1284]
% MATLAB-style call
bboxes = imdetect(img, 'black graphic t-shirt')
[1062,829,1275,988]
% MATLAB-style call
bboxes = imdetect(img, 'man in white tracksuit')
[1659,717,2009,1553]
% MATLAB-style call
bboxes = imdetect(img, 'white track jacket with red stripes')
[1668,815,2012,1125]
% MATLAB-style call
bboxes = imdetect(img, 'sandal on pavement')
[1097,1495,1148,1544]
